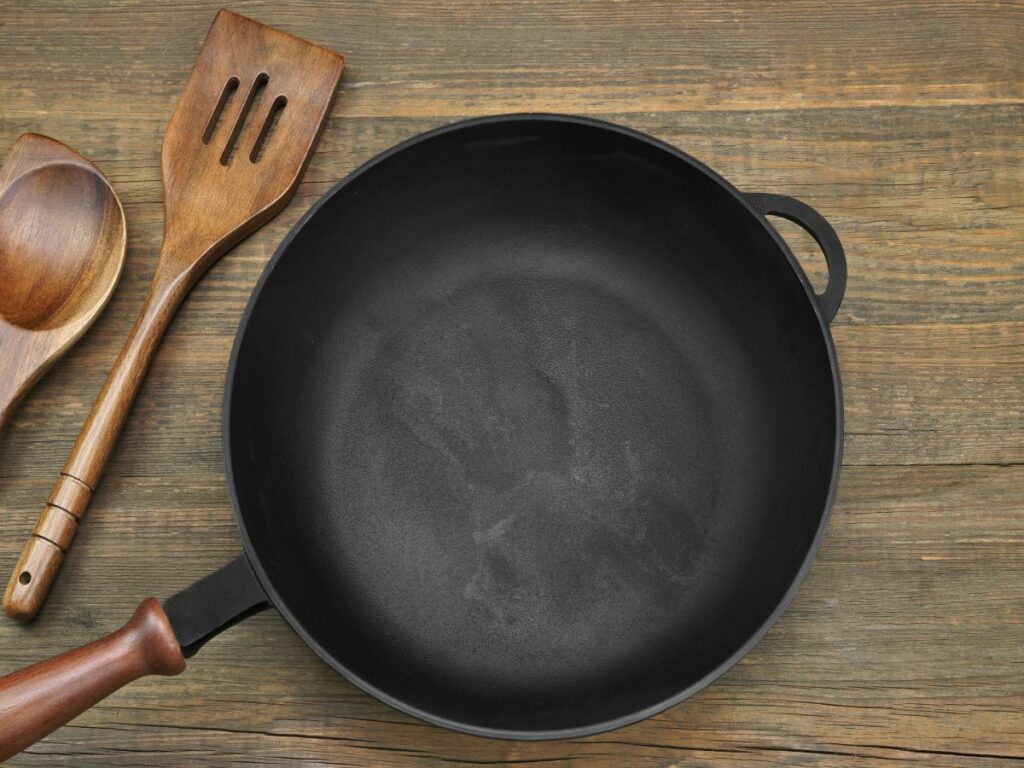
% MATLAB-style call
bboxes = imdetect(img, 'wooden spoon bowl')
[0,134,126,430]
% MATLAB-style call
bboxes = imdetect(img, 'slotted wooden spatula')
[4,9,344,621]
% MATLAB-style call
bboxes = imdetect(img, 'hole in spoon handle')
[4,474,90,621]
[3,536,65,622]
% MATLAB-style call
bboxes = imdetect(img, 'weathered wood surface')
[0,0,1021,765]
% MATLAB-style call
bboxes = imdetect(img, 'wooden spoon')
[0,133,127,432]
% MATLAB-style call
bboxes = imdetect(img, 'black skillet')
[0,115,845,757]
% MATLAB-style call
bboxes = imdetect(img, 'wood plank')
[0,0,1021,114]
[2,319,1021,482]
[2,105,1021,330]
[0,465,1020,766]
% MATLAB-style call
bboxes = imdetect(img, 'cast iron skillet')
[0,114,845,757]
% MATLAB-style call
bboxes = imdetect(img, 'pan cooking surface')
[227,116,839,734]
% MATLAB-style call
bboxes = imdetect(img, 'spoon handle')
[3,261,191,621]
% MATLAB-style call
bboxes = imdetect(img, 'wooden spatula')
[4,10,344,621]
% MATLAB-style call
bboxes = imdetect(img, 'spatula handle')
[4,268,189,622]
[0,598,185,762]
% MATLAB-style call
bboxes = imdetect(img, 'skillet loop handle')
[746,193,847,324]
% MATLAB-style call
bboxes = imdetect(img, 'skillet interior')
[227,116,838,735]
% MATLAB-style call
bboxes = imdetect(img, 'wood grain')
[0,0,1021,765]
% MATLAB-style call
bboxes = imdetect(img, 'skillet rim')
[222,112,845,740]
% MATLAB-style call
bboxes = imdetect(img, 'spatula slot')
[250,95,288,163]
[202,77,240,145]
[220,73,269,166]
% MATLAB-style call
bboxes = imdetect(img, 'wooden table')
[0,1,1021,765]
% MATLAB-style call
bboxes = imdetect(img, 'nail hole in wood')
[221,72,269,166]
[19,571,31,585]
[202,77,240,145]
[250,95,287,163]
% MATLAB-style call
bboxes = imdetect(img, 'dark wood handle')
[0,598,185,762]
[4,267,189,622]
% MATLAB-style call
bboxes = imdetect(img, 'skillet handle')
[162,553,270,658]
[0,598,185,763]
[746,193,847,323]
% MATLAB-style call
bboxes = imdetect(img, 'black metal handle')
[162,553,270,658]
[746,193,847,323]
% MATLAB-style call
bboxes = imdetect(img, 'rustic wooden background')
[0,0,1021,765]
